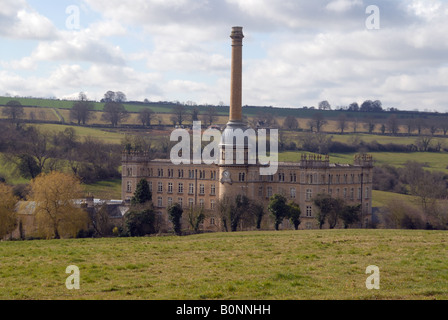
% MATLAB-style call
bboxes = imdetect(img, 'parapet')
[353,154,374,168]
[121,150,151,162]
[299,154,330,168]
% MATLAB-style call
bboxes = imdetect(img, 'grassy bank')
[0,229,447,300]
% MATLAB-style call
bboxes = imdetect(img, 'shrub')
[123,207,156,237]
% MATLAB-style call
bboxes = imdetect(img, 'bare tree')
[102,102,129,127]
[386,115,400,135]
[404,118,415,135]
[363,116,376,134]
[283,115,299,130]
[70,93,94,125]
[201,106,218,127]
[309,113,327,133]
[173,105,187,126]
[337,114,348,134]
[2,100,24,127]
[438,117,448,136]
[415,117,426,135]
[190,107,200,122]
[138,108,154,127]
[415,136,433,152]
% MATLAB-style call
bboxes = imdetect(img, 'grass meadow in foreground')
[0,229,447,300]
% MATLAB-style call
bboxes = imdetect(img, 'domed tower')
[219,27,259,200]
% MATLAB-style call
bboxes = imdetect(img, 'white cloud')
[407,0,442,21]
[326,0,363,13]
[0,0,58,40]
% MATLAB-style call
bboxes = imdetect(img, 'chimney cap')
[231,26,244,39]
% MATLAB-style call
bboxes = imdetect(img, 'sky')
[0,0,448,112]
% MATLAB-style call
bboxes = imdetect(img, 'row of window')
[126,181,217,196]
[126,167,218,180]
[157,182,216,195]
[156,196,215,210]
[260,186,370,201]
[240,172,370,184]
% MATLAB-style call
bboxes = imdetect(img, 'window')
[157,197,163,207]
[200,184,205,195]
[343,188,347,199]
[199,199,204,208]
[210,217,216,225]
[358,187,362,200]
[178,183,184,194]
[306,189,312,201]
[189,183,194,194]
[239,172,246,182]
[278,172,285,182]
[126,181,132,193]
[290,173,297,182]
[350,188,354,200]
[168,183,173,194]
[268,175,274,182]
[306,206,312,217]
[168,197,173,207]
[178,198,183,207]
[210,200,216,210]
[149,181,153,193]
[158,182,163,193]
[189,170,195,179]
[188,198,194,208]
[211,184,216,195]
[365,187,370,199]
[258,186,263,197]
[290,188,296,199]
[178,169,184,178]
[267,187,273,198]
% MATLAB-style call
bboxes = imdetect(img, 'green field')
[0,230,447,300]
[83,179,122,199]
[33,123,127,144]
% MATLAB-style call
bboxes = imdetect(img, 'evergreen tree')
[131,179,152,205]
[268,194,289,230]
[168,203,183,235]
[288,201,302,230]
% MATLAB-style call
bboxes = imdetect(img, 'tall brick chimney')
[229,26,244,124]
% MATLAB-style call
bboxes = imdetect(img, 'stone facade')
[121,153,373,231]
